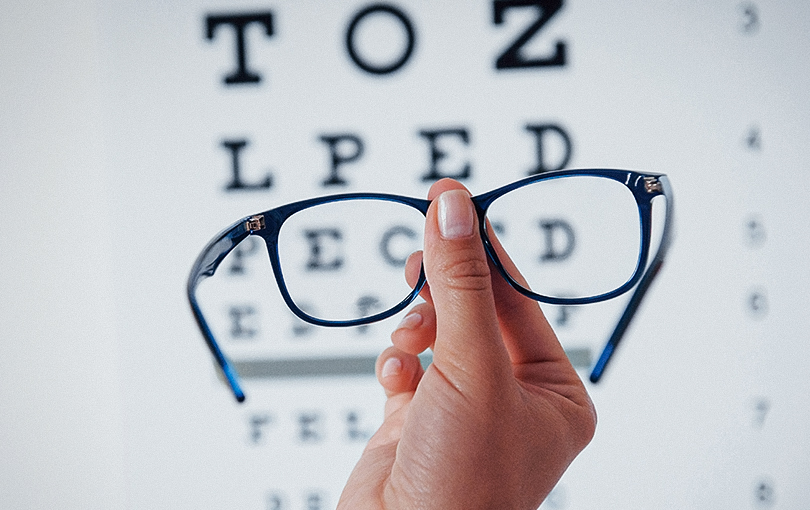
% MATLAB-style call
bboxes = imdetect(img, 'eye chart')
[2,1,809,509]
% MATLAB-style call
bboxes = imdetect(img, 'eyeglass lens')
[486,175,642,300]
[276,198,426,322]
[273,175,643,323]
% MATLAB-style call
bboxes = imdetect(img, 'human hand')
[337,179,596,510]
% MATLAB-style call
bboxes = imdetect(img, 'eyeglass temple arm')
[589,176,674,383]
[187,218,257,403]
[189,294,246,402]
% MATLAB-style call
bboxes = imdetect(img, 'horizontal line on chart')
[233,348,592,379]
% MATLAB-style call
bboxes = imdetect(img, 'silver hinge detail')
[643,177,663,193]
[246,215,265,231]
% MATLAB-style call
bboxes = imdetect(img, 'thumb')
[423,188,512,388]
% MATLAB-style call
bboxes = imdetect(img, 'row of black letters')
[221,123,573,191]
[206,0,567,85]
[263,478,774,509]
[266,491,327,510]
[226,298,578,342]
[266,491,329,510]
[229,217,574,274]
[265,484,566,510]
[222,288,763,343]
[248,409,374,445]
[737,12,776,509]
[265,485,568,510]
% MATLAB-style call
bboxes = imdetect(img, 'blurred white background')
[2,1,809,508]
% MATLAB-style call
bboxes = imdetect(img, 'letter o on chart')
[345,4,416,75]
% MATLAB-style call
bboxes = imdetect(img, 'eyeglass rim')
[252,169,657,327]
[187,168,672,401]
[256,194,431,328]
[264,168,665,324]
[477,168,663,305]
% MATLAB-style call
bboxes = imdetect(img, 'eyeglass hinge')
[643,177,663,193]
[246,215,265,232]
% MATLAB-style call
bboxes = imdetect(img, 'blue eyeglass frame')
[188,168,673,402]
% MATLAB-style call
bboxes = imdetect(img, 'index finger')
[406,180,573,368]
[484,222,571,367]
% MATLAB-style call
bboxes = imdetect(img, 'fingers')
[376,345,424,400]
[421,179,572,372]
[422,182,513,387]
[485,222,571,368]
[377,303,436,415]
[403,178,576,387]
[404,251,432,305]
[391,302,437,355]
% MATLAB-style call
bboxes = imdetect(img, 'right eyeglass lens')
[485,175,643,300]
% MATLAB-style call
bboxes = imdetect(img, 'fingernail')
[381,357,402,378]
[396,312,423,331]
[438,189,474,239]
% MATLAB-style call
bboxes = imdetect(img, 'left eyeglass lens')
[485,175,643,300]
[276,198,426,323]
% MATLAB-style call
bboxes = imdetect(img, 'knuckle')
[563,394,597,450]
[573,400,598,448]
[437,254,492,292]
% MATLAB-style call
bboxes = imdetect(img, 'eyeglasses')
[188,168,673,402]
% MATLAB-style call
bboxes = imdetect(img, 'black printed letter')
[205,12,274,85]
[379,225,418,267]
[346,410,373,441]
[229,305,258,339]
[297,412,323,443]
[539,219,575,262]
[228,237,260,275]
[304,229,344,271]
[346,4,416,75]
[319,134,365,186]
[248,414,273,444]
[525,123,572,174]
[419,128,471,181]
[221,139,273,191]
[493,0,566,70]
